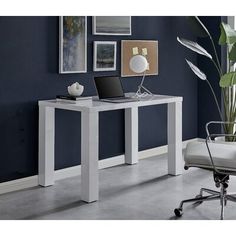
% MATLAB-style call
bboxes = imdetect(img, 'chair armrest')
[205,121,236,137]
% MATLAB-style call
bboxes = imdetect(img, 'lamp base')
[134,85,153,98]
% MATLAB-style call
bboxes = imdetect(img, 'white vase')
[68,82,84,96]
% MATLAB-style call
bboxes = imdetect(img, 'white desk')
[38,94,183,203]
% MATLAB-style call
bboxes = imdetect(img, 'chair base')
[174,185,236,220]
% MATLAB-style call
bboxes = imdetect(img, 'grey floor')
[1,154,236,220]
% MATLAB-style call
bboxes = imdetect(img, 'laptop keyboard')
[109,97,131,100]
[102,97,139,103]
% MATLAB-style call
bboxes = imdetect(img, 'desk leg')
[81,111,99,203]
[167,102,182,175]
[38,106,55,186]
[125,107,138,164]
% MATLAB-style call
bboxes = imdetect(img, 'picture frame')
[93,16,131,35]
[93,41,117,72]
[121,40,158,77]
[59,16,87,74]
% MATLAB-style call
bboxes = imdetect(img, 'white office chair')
[174,121,236,220]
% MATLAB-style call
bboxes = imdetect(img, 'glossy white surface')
[168,102,183,175]
[38,93,183,203]
[38,106,55,187]
[81,111,99,202]
[125,107,138,164]
[38,94,183,112]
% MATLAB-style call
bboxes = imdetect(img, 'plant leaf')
[185,59,207,80]
[219,22,236,45]
[219,72,236,87]
[229,42,236,61]
[177,37,212,59]
[186,16,210,38]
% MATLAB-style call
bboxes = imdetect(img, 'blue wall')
[197,16,225,137]
[0,16,202,182]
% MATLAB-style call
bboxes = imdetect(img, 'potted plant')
[177,16,236,141]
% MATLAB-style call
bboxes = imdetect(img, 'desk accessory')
[56,95,92,104]
[129,54,152,98]
[68,82,84,96]
[121,40,158,98]
[121,40,158,77]
[94,76,139,103]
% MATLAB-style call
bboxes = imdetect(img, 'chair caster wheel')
[174,208,183,217]
[195,194,203,204]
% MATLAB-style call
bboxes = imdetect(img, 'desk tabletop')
[39,94,183,112]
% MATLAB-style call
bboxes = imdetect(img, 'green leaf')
[177,37,212,59]
[229,42,236,61]
[219,72,236,87]
[186,16,210,38]
[219,22,236,45]
[185,59,207,80]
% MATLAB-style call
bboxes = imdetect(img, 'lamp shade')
[129,55,148,73]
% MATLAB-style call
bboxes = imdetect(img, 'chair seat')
[185,141,236,172]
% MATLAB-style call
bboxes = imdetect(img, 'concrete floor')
[1,154,236,220]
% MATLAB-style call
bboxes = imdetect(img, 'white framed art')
[59,16,87,74]
[93,16,131,35]
[93,41,117,72]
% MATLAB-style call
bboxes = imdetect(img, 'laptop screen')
[94,76,124,99]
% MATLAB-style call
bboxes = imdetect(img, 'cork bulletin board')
[121,40,158,77]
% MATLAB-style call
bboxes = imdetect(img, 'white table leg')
[81,111,99,203]
[38,106,55,186]
[125,107,138,164]
[167,101,182,175]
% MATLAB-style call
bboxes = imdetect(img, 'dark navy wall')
[0,16,199,183]
[197,16,226,137]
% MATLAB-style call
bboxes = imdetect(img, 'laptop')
[94,76,139,103]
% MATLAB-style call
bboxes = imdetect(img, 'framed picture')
[121,40,158,77]
[93,41,117,71]
[59,16,87,74]
[93,16,131,35]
